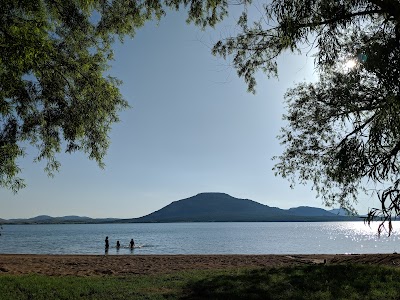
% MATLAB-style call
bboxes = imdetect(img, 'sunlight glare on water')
[324,221,400,254]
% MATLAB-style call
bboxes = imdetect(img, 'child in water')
[116,240,121,249]
[129,238,135,249]
[105,236,109,250]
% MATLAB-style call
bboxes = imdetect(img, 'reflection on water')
[0,222,399,255]
[333,221,398,236]
[324,222,400,254]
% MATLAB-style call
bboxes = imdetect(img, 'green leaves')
[202,0,400,229]
[1,0,236,191]
[274,29,400,230]
[0,0,134,190]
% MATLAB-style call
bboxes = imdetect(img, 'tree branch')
[368,0,400,22]
[336,114,375,149]
[295,9,383,29]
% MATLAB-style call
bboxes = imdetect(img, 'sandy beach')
[0,253,400,276]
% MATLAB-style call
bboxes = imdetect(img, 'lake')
[1,222,399,255]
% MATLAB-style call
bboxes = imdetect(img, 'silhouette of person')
[129,238,135,249]
[116,240,121,249]
[105,236,109,250]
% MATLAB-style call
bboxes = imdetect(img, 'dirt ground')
[1,253,400,276]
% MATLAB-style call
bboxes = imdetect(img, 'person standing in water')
[116,240,121,249]
[129,238,135,249]
[105,236,109,250]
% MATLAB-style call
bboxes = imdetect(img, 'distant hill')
[2,215,119,225]
[127,193,288,222]
[2,193,362,224]
[288,206,337,217]
[329,208,352,216]
[122,193,359,223]
[8,215,53,222]
[30,215,53,221]
[54,216,92,221]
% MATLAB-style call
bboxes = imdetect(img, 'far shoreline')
[0,219,367,225]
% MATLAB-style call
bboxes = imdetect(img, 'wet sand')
[1,253,400,276]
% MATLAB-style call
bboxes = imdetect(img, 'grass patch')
[1,264,400,299]
[183,265,400,300]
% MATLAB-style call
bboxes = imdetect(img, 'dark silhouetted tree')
[210,0,400,233]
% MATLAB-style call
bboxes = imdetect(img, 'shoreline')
[1,253,400,276]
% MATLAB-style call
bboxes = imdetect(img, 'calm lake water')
[0,222,400,255]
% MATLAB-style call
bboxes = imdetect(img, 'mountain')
[8,215,53,222]
[123,192,358,223]
[288,206,337,217]
[2,193,362,224]
[29,215,54,222]
[54,216,92,221]
[329,208,352,216]
[2,216,119,224]
[127,193,289,222]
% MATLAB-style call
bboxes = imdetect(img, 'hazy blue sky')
[1,7,378,219]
